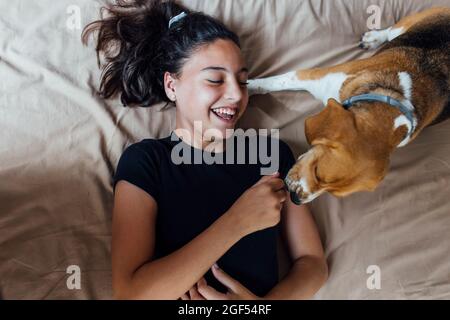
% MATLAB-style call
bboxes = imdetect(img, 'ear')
[305,98,357,145]
[164,72,178,102]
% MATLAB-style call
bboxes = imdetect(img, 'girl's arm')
[112,175,285,300]
[264,198,328,300]
[112,181,243,300]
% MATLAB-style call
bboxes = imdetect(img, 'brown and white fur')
[248,7,450,203]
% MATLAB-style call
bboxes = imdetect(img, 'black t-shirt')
[113,131,296,297]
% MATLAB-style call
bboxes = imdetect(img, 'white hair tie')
[168,11,187,29]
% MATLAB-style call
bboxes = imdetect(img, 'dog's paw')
[359,29,389,50]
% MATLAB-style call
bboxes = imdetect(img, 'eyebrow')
[201,66,249,74]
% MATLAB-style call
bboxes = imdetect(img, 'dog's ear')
[305,98,357,145]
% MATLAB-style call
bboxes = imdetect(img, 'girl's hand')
[180,264,262,300]
[180,281,206,300]
[226,172,287,237]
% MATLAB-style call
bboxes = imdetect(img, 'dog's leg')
[248,58,381,103]
[360,27,402,50]
[248,69,349,105]
[248,71,348,104]
[360,7,450,50]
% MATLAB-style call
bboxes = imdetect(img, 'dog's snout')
[290,192,302,205]
[284,176,304,205]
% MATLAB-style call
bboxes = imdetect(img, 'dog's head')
[285,99,390,203]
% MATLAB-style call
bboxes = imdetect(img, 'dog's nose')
[290,192,302,205]
[283,178,302,205]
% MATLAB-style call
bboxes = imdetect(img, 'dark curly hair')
[82,0,240,107]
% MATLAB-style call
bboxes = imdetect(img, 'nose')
[290,192,302,205]
[224,78,244,102]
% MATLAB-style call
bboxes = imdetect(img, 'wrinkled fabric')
[0,0,449,299]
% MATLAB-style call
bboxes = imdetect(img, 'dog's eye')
[314,166,321,183]
[315,166,341,185]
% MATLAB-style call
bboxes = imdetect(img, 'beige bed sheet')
[1,0,449,299]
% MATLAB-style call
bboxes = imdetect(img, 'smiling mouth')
[211,107,238,122]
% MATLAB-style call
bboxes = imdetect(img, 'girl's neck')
[173,127,230,153]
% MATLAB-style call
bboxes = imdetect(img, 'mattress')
[1,0,449,299]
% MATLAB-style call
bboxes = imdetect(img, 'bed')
[1,0,449,299]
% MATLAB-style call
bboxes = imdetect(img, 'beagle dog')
[248,7,450,204]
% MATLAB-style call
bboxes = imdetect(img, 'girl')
[83,0,328,300]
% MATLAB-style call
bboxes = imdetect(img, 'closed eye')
[315,166,342,185]
[207,80,249,86]
[314,166,321,183]
[207,80,223,84]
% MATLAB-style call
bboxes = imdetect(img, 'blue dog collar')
[342,94,417,145]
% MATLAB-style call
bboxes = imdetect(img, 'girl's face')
[164,39,249,148]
